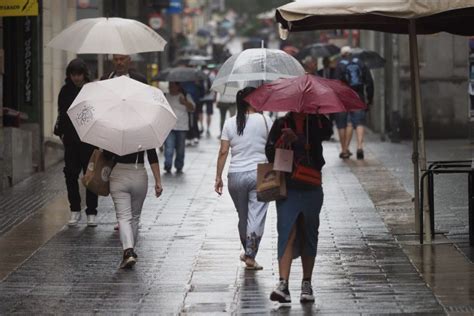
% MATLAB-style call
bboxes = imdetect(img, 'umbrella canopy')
[173,55,213,67]
[333,48,386,69]
[47,17,167,54]
[67,76,176,156]
[296,43,340,60]
[177,47,208,57]
[276,0,474,35]
[152,67,208,82]
[244,74,366,114]
[351,48,386,69]
[211,48,305,96]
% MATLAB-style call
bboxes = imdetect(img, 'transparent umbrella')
[211,48,305,96]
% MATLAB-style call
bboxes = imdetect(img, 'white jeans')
[109,163,148,250]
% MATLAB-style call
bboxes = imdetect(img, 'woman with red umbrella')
[245,74,366,304]
[265,113,332,304]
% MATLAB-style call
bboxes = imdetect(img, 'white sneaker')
[87,215,97,227]
[68,212,81,227]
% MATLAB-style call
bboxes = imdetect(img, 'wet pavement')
[0,123,473,315]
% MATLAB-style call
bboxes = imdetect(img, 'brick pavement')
[0,129,471,314]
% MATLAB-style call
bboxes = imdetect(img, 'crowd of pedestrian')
[53,40,374,304]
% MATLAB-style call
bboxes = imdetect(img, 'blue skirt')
[276,187,323,260]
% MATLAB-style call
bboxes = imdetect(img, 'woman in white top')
[215,87,273,270]
[164,82,195,174]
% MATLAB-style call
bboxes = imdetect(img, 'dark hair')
[236,87,256,136]
[66,58,90,82]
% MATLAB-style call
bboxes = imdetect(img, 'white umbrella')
[211,48,305,96]
[67,76,176,156]
[47,17,167,54]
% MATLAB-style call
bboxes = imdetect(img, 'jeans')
[164,130,187,171]
[63,142,98,215]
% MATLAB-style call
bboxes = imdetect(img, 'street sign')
[149,14,163,30]
[0,0,38,17]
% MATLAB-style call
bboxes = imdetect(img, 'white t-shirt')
[166,93,195,131]
[221,113,273,173]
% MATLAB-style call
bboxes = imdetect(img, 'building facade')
[361,31,470,140]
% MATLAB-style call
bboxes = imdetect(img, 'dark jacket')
[317,67,336,80]
[100,70,147,84]
[54,78,89,144]
[265,113,332,189]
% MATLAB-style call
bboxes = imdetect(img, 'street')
[0,121,472,315]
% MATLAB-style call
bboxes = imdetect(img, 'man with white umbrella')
[101,54,147,84]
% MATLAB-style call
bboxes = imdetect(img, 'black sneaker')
[270,280,291,303]
[119,248,137,269]
[164,167,171,174]
[356,149,364,160]
[300,280,315,303]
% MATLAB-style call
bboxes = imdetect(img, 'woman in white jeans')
[215,87,272,270]
[107,148,162,269]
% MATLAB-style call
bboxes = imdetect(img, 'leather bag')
[81,149,115,196]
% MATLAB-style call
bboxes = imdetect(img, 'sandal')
[245,260,263,270]
[339,152,350,159]
[240,252,246,263]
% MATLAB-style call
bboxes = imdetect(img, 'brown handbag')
[256,114,287,202]
[81,149,115,196]
[256,163,287,202]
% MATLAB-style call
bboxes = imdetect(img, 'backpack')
[341,58,363,87]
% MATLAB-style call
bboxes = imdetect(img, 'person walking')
[335,46,374,159]
[105,148,163,269]
[216,92,237,136]
[54,58,98,227]
[215,87,272,270]
[101,54,148,231]
[164,82,195,174]
[101,54,147,83]
[266,112,332,304]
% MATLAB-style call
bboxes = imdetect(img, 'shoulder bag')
[256,115,287,202]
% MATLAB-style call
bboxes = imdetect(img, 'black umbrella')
[173,55,213,67]
[296,43,340,60]
[177,47,208,57]
[351,48,386,69]
[152,67,208,82]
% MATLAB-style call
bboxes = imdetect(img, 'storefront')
[1,0,42,190]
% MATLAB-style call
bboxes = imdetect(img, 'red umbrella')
[244,74,366,114]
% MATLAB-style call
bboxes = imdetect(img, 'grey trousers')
[109,163,148,250]
[228,170,269,259]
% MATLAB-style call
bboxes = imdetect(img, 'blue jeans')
[164,130,187,171]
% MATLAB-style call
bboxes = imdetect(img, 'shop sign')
[0,0,38,17]
[166,0,182,14]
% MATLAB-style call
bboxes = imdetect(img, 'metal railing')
[419,160,473,245]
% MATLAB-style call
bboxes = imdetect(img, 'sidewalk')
[0,123,472,314]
